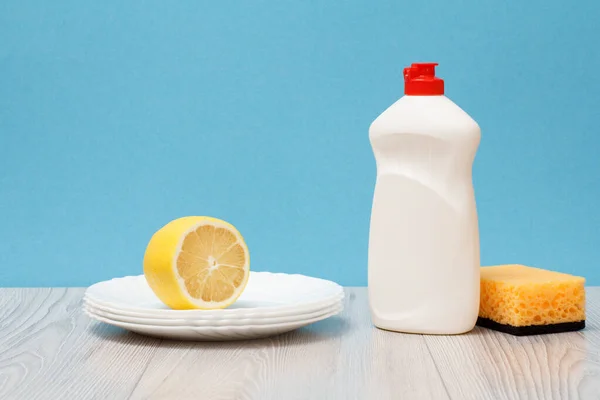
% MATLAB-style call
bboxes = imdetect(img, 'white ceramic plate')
[84,299,343,327]
[85,306,342,341]
[84,291,344,322]
[85,272,344,319]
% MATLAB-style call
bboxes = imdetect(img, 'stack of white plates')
[84,272,344,341]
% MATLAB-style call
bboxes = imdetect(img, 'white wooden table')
[1,287,599,400]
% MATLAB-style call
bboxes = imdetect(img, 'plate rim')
[84,305,343,333]
[85,272,344,316]
[83,295,344,326]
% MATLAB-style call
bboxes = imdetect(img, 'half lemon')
[143,216,250,310]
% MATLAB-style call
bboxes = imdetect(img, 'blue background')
[1,1,599,287]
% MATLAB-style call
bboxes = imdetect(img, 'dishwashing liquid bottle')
[368,62,481,334]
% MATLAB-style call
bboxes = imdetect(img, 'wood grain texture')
[0,288,598,400]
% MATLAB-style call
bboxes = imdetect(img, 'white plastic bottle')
[368,63,481,334]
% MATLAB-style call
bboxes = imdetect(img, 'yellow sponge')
[478,265,585,335]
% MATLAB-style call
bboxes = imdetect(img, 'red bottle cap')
[404,63,444,95]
